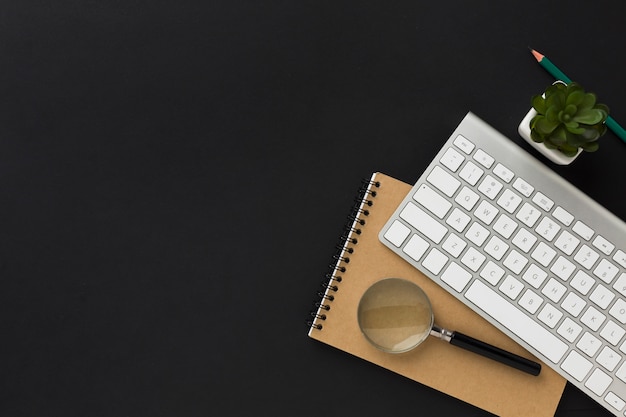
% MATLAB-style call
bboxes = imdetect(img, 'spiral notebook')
[307,172,567,417]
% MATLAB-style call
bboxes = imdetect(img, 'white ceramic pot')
[518,107,582,165]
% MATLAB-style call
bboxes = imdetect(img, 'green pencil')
[530,48,626,144]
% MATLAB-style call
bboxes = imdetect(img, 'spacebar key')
[465,281,568,364]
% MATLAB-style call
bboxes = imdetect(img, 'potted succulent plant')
[518,81,610,165]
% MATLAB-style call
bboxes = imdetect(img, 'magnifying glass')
[357,278,541,376]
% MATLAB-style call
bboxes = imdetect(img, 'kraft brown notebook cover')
[307,172,567,417]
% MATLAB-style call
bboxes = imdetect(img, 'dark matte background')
[0,1,624,416]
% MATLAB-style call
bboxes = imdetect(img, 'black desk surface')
[1,1,625,416]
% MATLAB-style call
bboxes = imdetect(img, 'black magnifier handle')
[431,325,542,376]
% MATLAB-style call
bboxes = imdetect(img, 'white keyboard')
[379,112,626,416]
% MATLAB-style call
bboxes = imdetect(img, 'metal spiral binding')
[306,176,380,331]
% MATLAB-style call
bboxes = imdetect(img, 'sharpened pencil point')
[529,48,544,62]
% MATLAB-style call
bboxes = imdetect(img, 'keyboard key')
[472,148,494,168]
[455,186,480,211]
[574,244,600,270]
[552,206,574,226]
[400,203,448,244]
[441,232,466,257]
[571,270,595,296]
[479,261,505,286]
[461,247,486,272]
[589,284,615,309]
[422,248,448,275]
[558,317,583,342]
[550,256,576,281]
[605,391,626,412]
[465,280,568,363]
[600,320,626,346]
[541,278,567,303]
[592,235,614,256]
[535,217,560,241]
[453,134,474,154]
[427,166,461,197]
[609,299,626,324]
[458,160,484,186]
[554,230,580,256]
[518,289,543,314]
[383,220,411,247]
[500,275,524,299]
[511,227,537,253]
[474,200,498,225]
[441,262,472,292]
[522,263,548,289]
[613,250,626,268]
[585,369,612,396]
[581,305,606,331]
[493,163,514,183]
[538,303,563,328]
[516,202,541,227]
[577,332,602,356]
[465,222,489,246]
[561,351,593,381]
[596,346,621,372]
[413,183,452,219]
[573,220,595,241]
[477,175,502,199]
[512,177,534,197]
[484,235,508,261]
[446,207,471,233]
[561,292,586,317]
[440,147,465,172]
[493,214,518,239]
[531,242,556,267]
[532,191,554,211]
[496,189,522,213]
[593,259,619,284]
[503,249,528,274]
[403,234,430,262]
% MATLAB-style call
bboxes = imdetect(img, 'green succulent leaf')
[566,133,586,147]
[565,89,585,107]
[546,90,564,109]
[530,129,544,143]
[535,116,559,134]
[574,108,605,125]
[596,103,610,115]
[563,104,577,118]
[550,126,568,144]
[545,106,560,123]
[543,140,557,149]
[559,145,579,157]
[580,92,597,109]
[564,122,584,134]
[531,94,546,114]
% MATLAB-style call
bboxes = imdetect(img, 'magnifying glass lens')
[357,278,434,353]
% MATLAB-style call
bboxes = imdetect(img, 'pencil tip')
[529,48,544,62]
